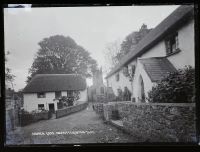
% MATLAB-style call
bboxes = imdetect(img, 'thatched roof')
[23,74,86,93]
[105,5,194,79]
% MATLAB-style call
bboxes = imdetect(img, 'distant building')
[105,5,194,102]
[88,68,111,102]
[23,74,88,113]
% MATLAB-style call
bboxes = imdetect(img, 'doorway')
[49,103,55,113]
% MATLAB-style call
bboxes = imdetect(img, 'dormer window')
[165,32,180,56]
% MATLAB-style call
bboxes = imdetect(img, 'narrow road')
[6,104,135,144]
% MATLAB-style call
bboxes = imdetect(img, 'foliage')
[57,100,64,109]
[103,39,122,71]
[73,91,80,101]
[123,87,132,101]
[115,88,123,101]
[114,87,132,101]
[58,92,80,108]
[104,24,151,72]
[120,24,152,56]
[5,51,15,83]
[147,66,195,103]
[27,35,98,83]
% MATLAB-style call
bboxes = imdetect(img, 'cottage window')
[128,65,136,77]
[37,92,46,98]
[116,73,120,81]
[123,65,129,77]
[38,104,44,110]
[165,32,180,56]
[55,91,62,99]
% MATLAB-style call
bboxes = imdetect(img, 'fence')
[56,102,88,119]
[19,111,50,127]
[6,108,19,131]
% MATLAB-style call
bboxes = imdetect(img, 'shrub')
[147,66,195,103]
[123,87,132,101]
[57,100,64,109]
[114,87,132,101]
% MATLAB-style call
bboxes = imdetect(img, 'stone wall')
[19,111,50,127]
[56,102,88,119]
[102,102,196,142]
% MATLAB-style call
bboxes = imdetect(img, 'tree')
[103,24,152,71]
[5,51,15,85]
[103,39,122,72]
[120,24,152,57]
[27,35,98,82]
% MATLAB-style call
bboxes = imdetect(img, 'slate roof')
[23,74,86,93]
[139,57,177,82]
[105,5,194,79]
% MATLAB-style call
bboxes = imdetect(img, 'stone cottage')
[23,74,87,112]
[105,5,194,102]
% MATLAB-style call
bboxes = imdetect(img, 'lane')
[7,103,135,144]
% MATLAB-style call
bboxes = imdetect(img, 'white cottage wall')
[140,41,166,58]
[23,92,58,112]
[23,89,88,112]
[141,18,194,69]
[107,69,132,96]
[106,18,194,102]
[167,19,194,69]
[77,90,88,104]
[133,59,155,102]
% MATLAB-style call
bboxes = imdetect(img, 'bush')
[114,87,132,101]
[57,100,64,109]
[147,66,195,103]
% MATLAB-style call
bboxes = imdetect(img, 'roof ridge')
[23,73,86,93]
[105,5,194,78]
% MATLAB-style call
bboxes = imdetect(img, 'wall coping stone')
[106,102,195,107]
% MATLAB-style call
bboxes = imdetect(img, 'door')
[49,103,55,113]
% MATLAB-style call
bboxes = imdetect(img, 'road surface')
[6,104,136,145]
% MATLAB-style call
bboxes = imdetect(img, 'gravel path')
[6,104,135,145]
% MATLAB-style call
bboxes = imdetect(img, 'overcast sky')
[4,5,180,91]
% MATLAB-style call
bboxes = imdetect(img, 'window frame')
[38,104,45,110]
[37,92,46,98]
[165,32,180,56]
[123,65,129,77]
